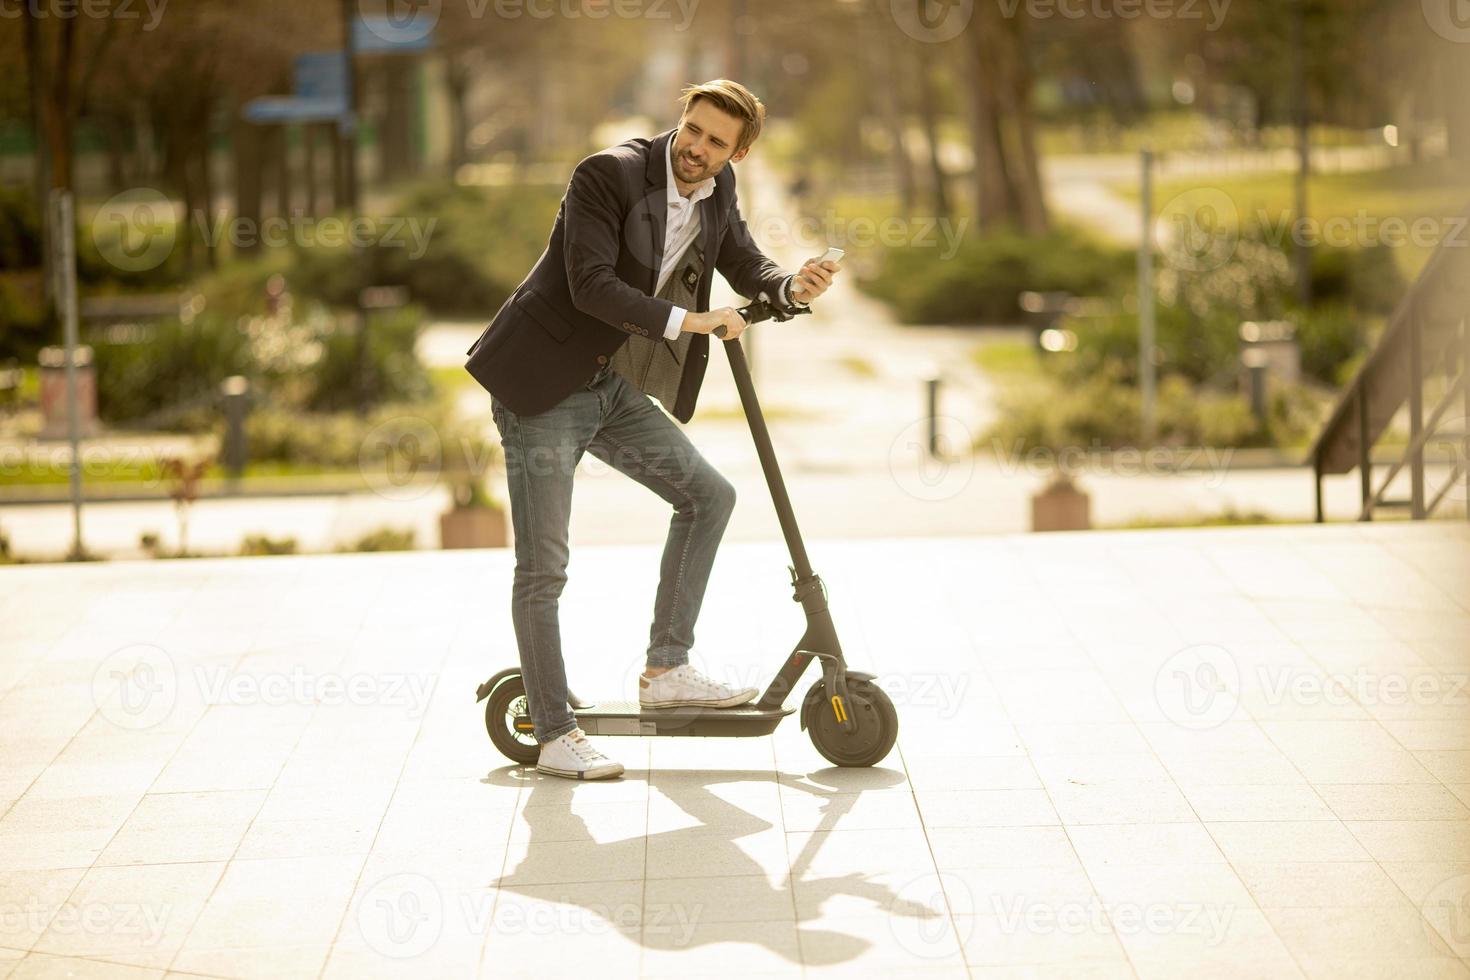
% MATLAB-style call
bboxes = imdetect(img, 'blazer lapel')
[644,129,674,295]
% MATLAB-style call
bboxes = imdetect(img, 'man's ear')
[730,146,750,165]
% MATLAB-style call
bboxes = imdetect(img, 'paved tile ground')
[0,522,1467,979]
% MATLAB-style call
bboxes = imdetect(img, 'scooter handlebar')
[713,293,812,339]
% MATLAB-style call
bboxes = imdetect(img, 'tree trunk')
[447,59,469,178]
[24,9,54,305]
[910,46,950,221]
[1446,44,1470,164]
[872,18,915,215]
[965,5,1048,234]
[44,15,76,193]
[966,31,1010,231]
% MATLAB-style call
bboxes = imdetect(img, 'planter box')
[439,507,508,549]
[1031,480,1091,532]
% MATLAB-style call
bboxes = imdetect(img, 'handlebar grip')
[713,325,728,339]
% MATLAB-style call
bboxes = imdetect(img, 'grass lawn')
[1113,159,1469,279]
[0,457,363,489]
[971,339,1043,380]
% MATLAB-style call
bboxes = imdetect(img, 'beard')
[675,149,714,182]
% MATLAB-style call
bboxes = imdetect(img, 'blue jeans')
[489,364,737,743]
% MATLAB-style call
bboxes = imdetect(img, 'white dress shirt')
[659,139,717,340]
[657,138,809,340]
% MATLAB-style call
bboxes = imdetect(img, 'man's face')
[672,100,749,185]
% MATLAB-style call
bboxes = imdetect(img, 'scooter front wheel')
[804,677,898,767]
[485,673,540,766]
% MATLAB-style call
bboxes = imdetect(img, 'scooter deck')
[546,700,796,738]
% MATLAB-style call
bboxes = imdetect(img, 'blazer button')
[596,355,608,365]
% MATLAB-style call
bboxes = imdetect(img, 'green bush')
[0,270,50,363]
[863,227,1132,324]
[243,409,374,467]
[289,183,560,317]
[983,368,1293,451]
[240,533,299,556]
[0,185,42,269]
[1293,302,1368,388]
[339,527,416,552]
[89,312,253,428]
[1308,241,1404,316]
[303,304,433,412]
[241,402,496,474]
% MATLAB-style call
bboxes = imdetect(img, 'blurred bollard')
[220,375,251,489]
[925,375,942,459]
[1242,348,1269,423]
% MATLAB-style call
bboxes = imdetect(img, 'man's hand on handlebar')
[682,307,748,341]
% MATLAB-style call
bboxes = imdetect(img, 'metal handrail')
[1309,203,1470,522]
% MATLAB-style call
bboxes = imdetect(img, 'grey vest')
[608,238,704,417]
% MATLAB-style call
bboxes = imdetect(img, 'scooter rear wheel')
[485,674,540,766]
[805,677,898,767]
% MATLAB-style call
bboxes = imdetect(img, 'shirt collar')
[665,135,715,207]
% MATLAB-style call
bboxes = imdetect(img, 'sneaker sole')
[536,761,624,780]
[639,690,759,709]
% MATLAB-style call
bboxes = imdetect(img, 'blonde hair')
[678,79,766,154]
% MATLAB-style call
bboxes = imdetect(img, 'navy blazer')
[464,128,792,423]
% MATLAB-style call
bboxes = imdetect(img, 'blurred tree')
[964,1,1048,233]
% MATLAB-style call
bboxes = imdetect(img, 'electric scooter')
[476,294,898,768]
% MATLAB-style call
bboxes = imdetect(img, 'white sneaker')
[536,728,624,780]
[639,664,758,709]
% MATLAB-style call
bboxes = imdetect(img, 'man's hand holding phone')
[790,247,844,304]
[682,307,748,341]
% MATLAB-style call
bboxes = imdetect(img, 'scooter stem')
[719,319,814,582]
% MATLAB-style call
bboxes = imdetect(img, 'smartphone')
[816,247,845,266]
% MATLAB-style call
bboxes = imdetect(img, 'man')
[465,80,840,780]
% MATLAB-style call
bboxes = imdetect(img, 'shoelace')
[673,666,726,692]
[566,730,609,763]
